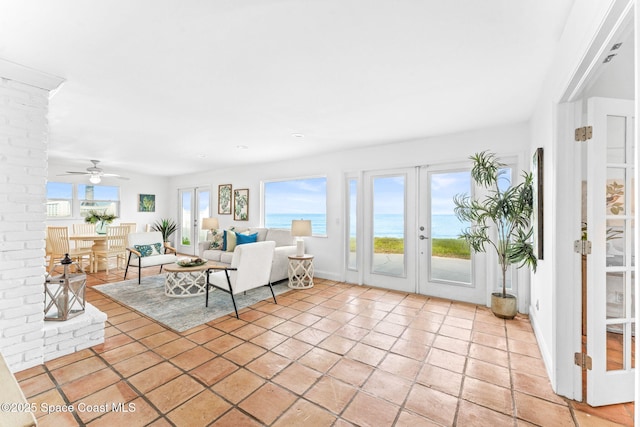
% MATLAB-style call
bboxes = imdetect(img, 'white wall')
[528,0,628,400]
[46,160,172,232]
[170,121,530,285]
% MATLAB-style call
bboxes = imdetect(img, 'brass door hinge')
[575,126,593,142]
[574,352,592,370]
[574,240,592,255]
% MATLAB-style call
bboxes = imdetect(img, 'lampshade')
[89,174,101,184]
[202,217,219,230]
[291,219,312,237]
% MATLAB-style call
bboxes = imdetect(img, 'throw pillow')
[236,232,258,246]
[134,242,163,257]
[209,229,223,250]
[223,230,237,252]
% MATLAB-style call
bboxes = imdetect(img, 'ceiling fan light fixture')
[89,174,101,184]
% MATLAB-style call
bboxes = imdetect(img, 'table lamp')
[202,217,219,237]
[291,219,312,256]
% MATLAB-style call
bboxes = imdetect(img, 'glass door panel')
[178,187,210,255]
[372,176,405,276]
[429,171,471,284]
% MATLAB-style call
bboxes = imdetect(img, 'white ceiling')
[1,0,575,176]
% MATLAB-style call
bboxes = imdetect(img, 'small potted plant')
[84,209,118,234]
[453,151,537,319]
[152,218,178,245]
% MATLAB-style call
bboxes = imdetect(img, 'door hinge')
[574,240,592,255]
[574,352,593,370]
[575,126,593,142]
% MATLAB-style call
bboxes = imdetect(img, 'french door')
[417,165,486,304]
[585,97,635,405]
[360,168,417,293]
[178,187,211,255]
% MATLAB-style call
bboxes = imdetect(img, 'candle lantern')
[44,253,87,321]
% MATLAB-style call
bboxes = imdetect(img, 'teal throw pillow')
[236,232,258,246]
[134,243,163,257]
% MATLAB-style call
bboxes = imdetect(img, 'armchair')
[206,240,276,318]
[124,232,178,284]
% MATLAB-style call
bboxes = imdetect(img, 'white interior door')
[362,168,417,293]
[178,187,210,255]
[586,97,635,406]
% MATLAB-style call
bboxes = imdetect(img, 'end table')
[288,254,314,289]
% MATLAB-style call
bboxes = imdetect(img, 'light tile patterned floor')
[15,268,634,426]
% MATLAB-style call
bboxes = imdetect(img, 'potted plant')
[84,209,118,234]
[152,218,178,244]
[453,151,537,319]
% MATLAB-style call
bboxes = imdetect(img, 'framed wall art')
[532,147,544,259]
[233,188,249,221]
[138,194,156,212]
[218,184,232,215]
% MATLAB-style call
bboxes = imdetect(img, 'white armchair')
[206,241,276,318]
[124,232,178,284]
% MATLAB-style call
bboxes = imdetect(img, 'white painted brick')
[1,337,42,357]
[0,297,22,310]
[2,283,44,299]
[44,331,72,345]
[4,303,43,321]
[58,316,91,334]
[0,267,43,280]
[4,231,45,242]
[73,323,103,338]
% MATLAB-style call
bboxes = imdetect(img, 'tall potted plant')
[151,218,177,244]
[453,151,537,319]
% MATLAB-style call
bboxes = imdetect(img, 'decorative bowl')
[177,258,207,267]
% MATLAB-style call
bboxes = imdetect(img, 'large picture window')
[46,182,73,218]
[263,177,327,236]
[78,184,120,218]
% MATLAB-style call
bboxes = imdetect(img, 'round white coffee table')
[164,261,216,297]
[288,254,314,289]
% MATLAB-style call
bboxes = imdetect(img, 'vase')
[96,221,108,234]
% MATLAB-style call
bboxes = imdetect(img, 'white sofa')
[198,227,297,283]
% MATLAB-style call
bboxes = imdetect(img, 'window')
[78,184,120,218]
[46,182,73,218]
[263,177,327,236]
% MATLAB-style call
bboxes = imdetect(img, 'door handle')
[419,235,428,240]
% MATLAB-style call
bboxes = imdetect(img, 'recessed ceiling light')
[197,153,206,158]
[292,133,304,138]
[236,145,249,150]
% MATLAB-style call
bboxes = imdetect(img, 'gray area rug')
[93,275,290,332]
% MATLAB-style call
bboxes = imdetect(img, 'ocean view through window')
[264,177,327,236]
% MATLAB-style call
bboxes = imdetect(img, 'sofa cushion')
[266,228,294,247]
[208,229,224,250]
[236,232,258,246]
[223,230,237,252]
[134,242,163,257]
[245,227,268,242]
[202,249,222,262]
[220,251,234,264]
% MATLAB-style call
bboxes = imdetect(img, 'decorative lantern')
[44,253,87,321]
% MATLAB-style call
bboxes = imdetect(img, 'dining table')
[69,234,109,271]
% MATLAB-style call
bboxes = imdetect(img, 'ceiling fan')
[58,160,129,184]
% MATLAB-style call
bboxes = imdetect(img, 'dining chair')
[47,226,92,273]
[72,223,95,250]
[206,241,276,318]
[92,225,129,274]
[120,223,137,233]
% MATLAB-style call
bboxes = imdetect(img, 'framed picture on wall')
[138,194,155,212]
[218,184,232,215]
[233,188,249,221]
[532,147,544,260]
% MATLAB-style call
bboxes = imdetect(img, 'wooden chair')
[47,226,92,273]
[92,225,128,274]
[125,232,178,284]
[120,223,137,233]
[72,223,95,250]
[206,241,276,318]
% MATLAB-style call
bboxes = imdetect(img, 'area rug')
[93,275,290,332]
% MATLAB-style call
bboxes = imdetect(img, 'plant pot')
[491,292,517,319]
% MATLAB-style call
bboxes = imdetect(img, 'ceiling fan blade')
[102,173,129,180]
[59,171,90,175]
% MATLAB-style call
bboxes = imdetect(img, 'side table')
[288,254,314,289]
[164,261,216,297]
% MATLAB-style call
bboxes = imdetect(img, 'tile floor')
[15,267,635,426]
